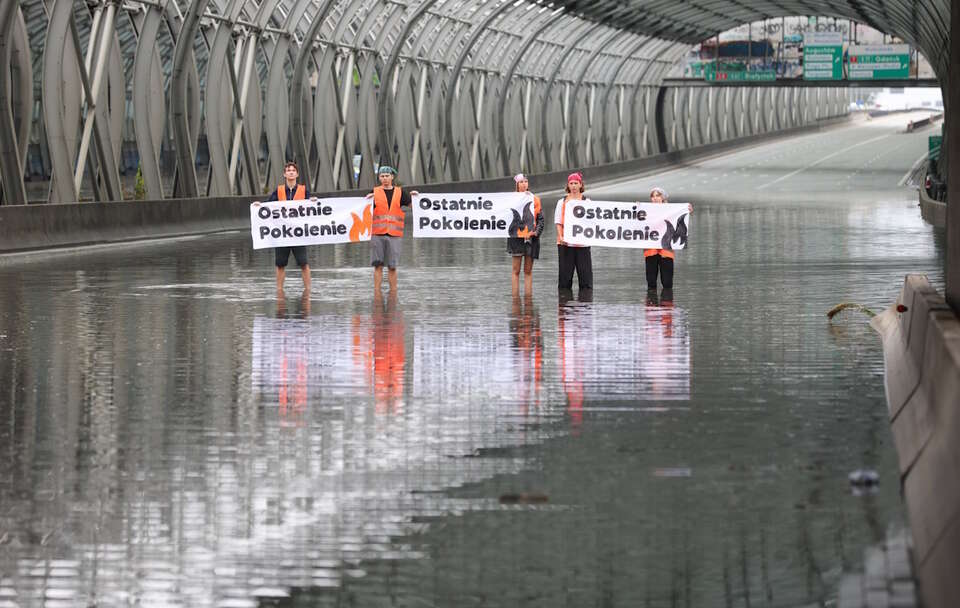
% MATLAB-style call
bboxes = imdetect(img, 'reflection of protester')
[643,187,692,291]
[367,166,417,292]
[510,294,543,407]
[555,172,593,292]
[508,174,544,295]
[275,289,312,427]
[353,291,405,414]
[557,291,590,431]
[266,161,311,292]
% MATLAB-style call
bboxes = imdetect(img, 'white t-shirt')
[555,196,588,246]
[553,197,565,225]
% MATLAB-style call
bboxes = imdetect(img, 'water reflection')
[352,292,406,415]
[509,295,543,412]
[558,289,691,428]
[0,164,941,606]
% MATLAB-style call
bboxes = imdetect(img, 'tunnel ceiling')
[538,0,950,78]
[1,0,950,205]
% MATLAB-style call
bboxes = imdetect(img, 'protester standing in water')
[508,174,544,295]
[555,172,593,292]
[266,161,311,293]
[643,186,692,291]
[367,166,416,292]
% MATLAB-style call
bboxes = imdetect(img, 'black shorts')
[275,246,308,268]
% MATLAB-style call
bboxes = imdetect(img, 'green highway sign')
[848,44,910,79]
[929,135,942,161]
[803,32,843,80]
[704,69,776,82]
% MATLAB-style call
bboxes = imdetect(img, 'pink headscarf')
[567,172,583,184]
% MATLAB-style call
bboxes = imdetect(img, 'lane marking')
[754,133,893,190]
[589,129,844,194]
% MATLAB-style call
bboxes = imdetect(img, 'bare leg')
[301,265,311,291]
[388,268,398,291]
[300,289,311,315]
[511,256,522,295]
[523,256,534,294]
[374,266,383,291]
[276,266,286,292]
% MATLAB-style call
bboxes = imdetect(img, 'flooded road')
[0,114,945,607]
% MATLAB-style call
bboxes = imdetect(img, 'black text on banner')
[562,200,690,249]
[250,198,372,249]
[414,192,535,238]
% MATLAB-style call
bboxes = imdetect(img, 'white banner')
[562,200,690,250]
[250,198,372,249]
[413,192,536,238]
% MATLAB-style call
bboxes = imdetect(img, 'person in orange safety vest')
[265,161,311,293]
[366,166,417,292]
[643,186,692,292]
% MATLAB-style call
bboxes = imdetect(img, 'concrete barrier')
[0,115,850,254]
[870,275,960,608]
[905,112,944,133]
[919,183,947,228]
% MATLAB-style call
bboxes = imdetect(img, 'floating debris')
[827,303,876,320]
[848,469,880,487]
[499,493,549,505]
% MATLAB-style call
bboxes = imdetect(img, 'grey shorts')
[370,234,402,268]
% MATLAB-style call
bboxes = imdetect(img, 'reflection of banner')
[250,316,360,413]
[413,320,512,398]
[558,303,690,403]
[250,198,372,249]
[413,192,533,238]
[562,200,689,250]
[413,317,548,405]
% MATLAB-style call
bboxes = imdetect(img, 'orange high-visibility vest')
[373,187,405,237]
[277,184,306,201]
[644,248,675,259]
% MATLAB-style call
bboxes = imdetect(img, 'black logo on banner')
[661,214,688,250]
[508,202,536,239]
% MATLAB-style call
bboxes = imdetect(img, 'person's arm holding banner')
[554,196,565,245]
[534,198,545,242]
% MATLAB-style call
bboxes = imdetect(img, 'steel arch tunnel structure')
[3,0,950,207]
[0,1,956,297]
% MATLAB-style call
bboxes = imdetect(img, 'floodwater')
[0,115,945,607]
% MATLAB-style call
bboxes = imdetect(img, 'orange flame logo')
[350,205,373,241]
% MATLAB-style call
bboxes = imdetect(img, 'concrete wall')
[920,186,947,228]
[871,275,960,608]
[947,0,959,312]
[0,116,849,255]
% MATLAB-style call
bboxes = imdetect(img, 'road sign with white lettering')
[803,32,843,80]
[848,44,910,80]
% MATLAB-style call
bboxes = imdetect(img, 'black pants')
[645,255,674,290]
[558,245,593,290]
